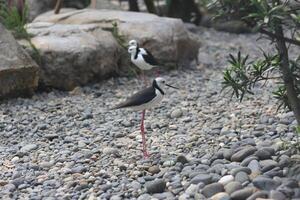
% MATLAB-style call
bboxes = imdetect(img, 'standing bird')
[114,77,178,158]
[128,40,160,80]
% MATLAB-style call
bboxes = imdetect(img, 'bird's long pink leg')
[141,110,149,158]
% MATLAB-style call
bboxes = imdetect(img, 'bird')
[113,77,178,158]
[128,40,160,81]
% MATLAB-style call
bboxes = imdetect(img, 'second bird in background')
[128,39,160,83]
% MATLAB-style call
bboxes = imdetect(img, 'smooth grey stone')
[153,192,174,199]
[225,181,243,195]
[235,171,249,184]
[71,165,87,174]
[201,182,224,198]
[241,156,259,167]
[145,179,166,194]
[20,144,38,153]
[245,190,269,200]
[231,146,257,162]
[3,183,16,192]
[270,190,286,200]
[247,160,261,173]
[191,174,212,185]
[11,177,25,187]
[278,155,291,168]
[253,176,281,190]
[255,149,272,160]
[177,155,189,164]
[137,193,151,200]
[230,187,254,200]
[264,167,283,177]
[230,167,251,176]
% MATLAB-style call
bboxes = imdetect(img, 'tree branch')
[259,28,300,46]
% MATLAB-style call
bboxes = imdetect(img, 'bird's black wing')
[113,86,156,109]
[142,49,159,66]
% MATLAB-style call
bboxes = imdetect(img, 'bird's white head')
[128,39,138,47]
[153,77,178,91]
[128,45,138,55]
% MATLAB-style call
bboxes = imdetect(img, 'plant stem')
[274,24,300,124]
[260,28,300,47]
[54,0,62,14]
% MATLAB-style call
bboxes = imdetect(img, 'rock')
[3,183,16,192]
[148,166,160,174]
[177,155,189,164]
[225,181,243,195]
[25,22,121,90]
[231,146,257,162]
[246,191,269,200]
[235,171,249,184]
[218,175,234,185]
[223,149,234,161]
[185,184,199,196]
[270,190,286,200]
[255,149,272,160]
[230,167,251,176]
[191,174,212,185]
[26,9,200,89]
[230,187,254,200]
[201,183,224,198]
[210,192,231,200]
[20,144,38,153]
[252,176,281,191]
[145,179,166,194]
[0,23,38,99]
[247,160,261,174]
[171,109,183,118]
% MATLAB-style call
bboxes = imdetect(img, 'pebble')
[20,144,38,153]
[145,179,166,194]
[191,174,212,185]
[224,181,242,195]
[252,176,281,191]
[148,166,160,174]
[230,187,254,200]
[231,146,257,162]
[218,175,234,185]
[170,109,183,118]
[210,192,231,200]
[201,182,224,198]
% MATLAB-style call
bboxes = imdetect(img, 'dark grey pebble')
[201,182,224,198]
[253,176,281,190]
[230,187,254,200]
[245,190,268,200]
[224,181,243,195]
[145,179,166,194]
[191,174,212,185]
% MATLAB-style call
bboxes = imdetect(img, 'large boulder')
[0,23,39,99]
[25,22,122,90]
[26,9,200,90]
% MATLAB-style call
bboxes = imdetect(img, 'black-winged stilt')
[114,77,178,158]
[128,40,160,79]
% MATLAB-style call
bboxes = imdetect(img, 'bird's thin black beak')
[166,84,179,89]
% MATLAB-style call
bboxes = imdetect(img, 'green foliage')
[222,51,281,101]
[0,2,29,39]
[217,0,300,125]
[111,22,127,49]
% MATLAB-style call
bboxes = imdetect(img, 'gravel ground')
[0,27,300,200]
